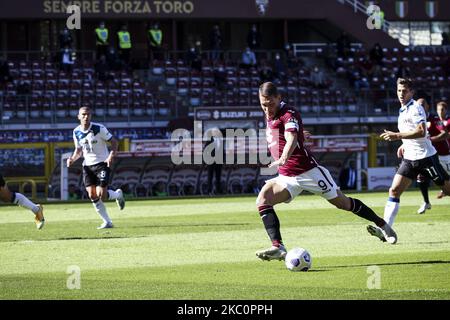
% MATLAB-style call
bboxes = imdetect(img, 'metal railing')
[2,87,449,125]
[0,50,96,63]
[337,0,413,45]
[1,49,286,65]
[337,0,392,32]
[292,42,363,55]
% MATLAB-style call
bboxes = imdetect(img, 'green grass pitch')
[0,190,449,300]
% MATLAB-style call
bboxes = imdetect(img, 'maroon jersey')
[428,115,450,156]
[266,102,318,176]
[445,117,450,151]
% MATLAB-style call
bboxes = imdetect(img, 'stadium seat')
[227,166,258,194]
[177,79,189,96]
[15,102,26,119]
[155,100,169,116]
[94,102,106,117]
[42,100,53,119]
[29,101,41,118]
[110,166,142,193]
[56,102,68,118]
[133,101,144,116]
[140,164,172,196]
[197,165,234,195]
[168,166,200,195]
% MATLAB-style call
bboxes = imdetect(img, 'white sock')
[13,193,39,214]
[108,189,120,200]
[92,199,112,224]
[384,197,400,226]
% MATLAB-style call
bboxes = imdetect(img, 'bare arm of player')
[380,122,427,141]
[105,137,119,167]
[430,128,449,143]
[269,132,298,168]
[67,147,82,167]
[397,145,404,158]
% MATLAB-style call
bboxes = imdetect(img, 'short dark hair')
[437,101,448,110]
[79,106,91,113]
[259,82,279,97]
[397,78,414,90]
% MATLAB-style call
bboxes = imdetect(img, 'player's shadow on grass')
[127,223,252,229]
[57,236,126,240]
[324,260,450,270]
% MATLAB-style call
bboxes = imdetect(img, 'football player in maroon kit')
[436,101,450,199]
[415,100,450,213]
[255,82,397,261]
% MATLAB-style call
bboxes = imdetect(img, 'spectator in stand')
[186,45,202,72]
[214,66,227,91]
[259,61,274,83]
[336,31,351,59]
[106,46,120,71]
[442,31,449,45]
[117,24,132,68]
[59,28,73,49]
[310,66,326,89]
[247,24,261,51]
[273,53,286,81]
[0,59,12,88]
[148,22,163,61]
[95,55,109,81]
[95,21,109,60]
[240,47,257,70]
[209,24,223,62]
[283,43,292,59]
[369,43,384,66]
[60,45,75,73]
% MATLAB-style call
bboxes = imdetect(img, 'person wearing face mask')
[310,66,325,89]
[60,45,75,73]
[186,44,202,72]
[59,28,73,49]
[273,53,286,81]
[240,47,257,70]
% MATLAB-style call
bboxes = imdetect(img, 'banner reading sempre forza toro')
[42,0,194,15]
[0,0,446,20]
[0,0,275,18]
[0,0,378,19]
